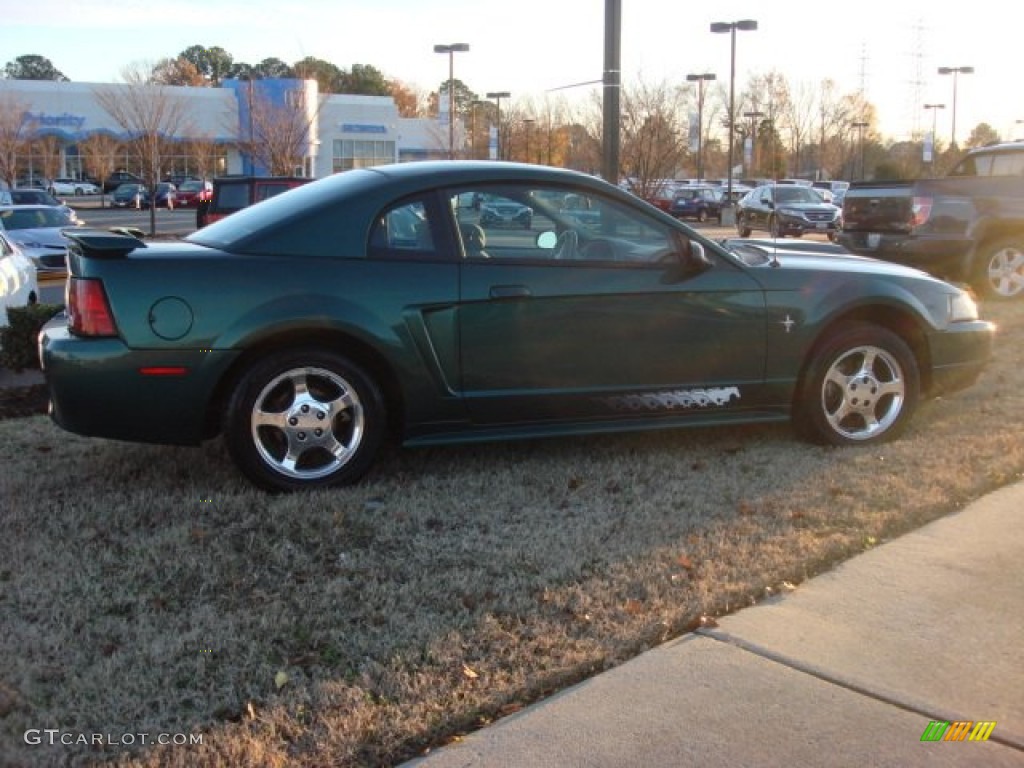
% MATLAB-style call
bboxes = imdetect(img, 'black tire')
[737,216,752,238]
[973,236,1024,300]
[224,349,386,491]
[697,208,708,223]
[769,216,784,239]
[794,323,920,446]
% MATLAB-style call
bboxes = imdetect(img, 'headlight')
[948,290,978,322]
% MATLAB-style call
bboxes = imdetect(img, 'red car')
[174,179,212,207]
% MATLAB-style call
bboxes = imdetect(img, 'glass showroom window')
[333,140,396,172]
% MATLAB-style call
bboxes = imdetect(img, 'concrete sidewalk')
[406,483,1024,767]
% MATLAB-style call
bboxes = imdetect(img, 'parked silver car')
[0,204,81,273]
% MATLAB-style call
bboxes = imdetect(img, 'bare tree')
[240,83,319,176]
[77,134,121,205]
[187,136,220,180]
[94,66,188,234]
[0,93,31,189]
[31,135,62,187]
[619,77,689,200]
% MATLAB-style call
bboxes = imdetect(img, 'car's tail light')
[67,277,118,337]
[910,196,934,228]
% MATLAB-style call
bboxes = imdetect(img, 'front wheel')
[224,349,386,491]
[973,237,1024,300]
[737,216,752,238]
[794,323,920,446]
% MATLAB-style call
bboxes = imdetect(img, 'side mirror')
[689,241,713,270]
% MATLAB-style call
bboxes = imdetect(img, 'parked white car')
[50,178,100,196]
[0,231,39,325]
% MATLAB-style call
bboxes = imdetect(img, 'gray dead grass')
[1,301,1022,767]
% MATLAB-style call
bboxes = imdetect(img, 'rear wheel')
[697,208,708,223]
[794,323,919,446]
[224,349,385,491]
[973,236,1024,300]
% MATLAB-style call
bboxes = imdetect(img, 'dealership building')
[0,78,458,181]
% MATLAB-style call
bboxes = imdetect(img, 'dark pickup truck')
[838,142,1024,300]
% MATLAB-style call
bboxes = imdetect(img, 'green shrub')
[0,302,64,372]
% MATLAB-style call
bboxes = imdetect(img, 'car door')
[450,183,768,425]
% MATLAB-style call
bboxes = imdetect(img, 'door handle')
[489,285,531,299]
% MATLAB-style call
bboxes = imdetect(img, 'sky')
[3,0,1020,144]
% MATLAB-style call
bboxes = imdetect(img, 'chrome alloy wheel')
[820,344,905,441]
[986,244,1024,299]
[250,366,365,480]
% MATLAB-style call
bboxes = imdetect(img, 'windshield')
[0,207,70,230]
[773,186,822,204]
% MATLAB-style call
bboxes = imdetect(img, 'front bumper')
[778,214,840,236]
[926,319,995,396]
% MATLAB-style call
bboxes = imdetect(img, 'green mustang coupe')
[40,162,994,491]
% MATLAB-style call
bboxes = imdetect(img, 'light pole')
[743,110,764,176]
[686,72,716,180]
[852,121,869,180]
[434,43,470,159]
[711,19,757,221]
[937,66,973,150]
[486,90,510,160]
[924,103,945,171]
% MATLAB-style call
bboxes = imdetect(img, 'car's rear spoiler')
[64,228,148,258]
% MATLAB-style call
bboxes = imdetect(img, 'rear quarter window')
[214,184,250,211]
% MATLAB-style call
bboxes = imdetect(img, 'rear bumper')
[838,232,974,280]
[39,320,237,445]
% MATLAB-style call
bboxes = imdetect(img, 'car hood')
[6,227,69,247]
[720,238,936,280]
[773,202,836,212]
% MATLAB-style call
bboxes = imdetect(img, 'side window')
[368,199,436,258]
[451,189,539,260]
[450,184,679,265]
[990,152,1024,176]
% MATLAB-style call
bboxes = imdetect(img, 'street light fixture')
[937,66,973,150]
[710,19,757,220]
[743,110,764,175]
[923,103,945,170]
[686,73,716,180]
[485,90,510,160]
[434,43,470,159]
[852,121,869,180]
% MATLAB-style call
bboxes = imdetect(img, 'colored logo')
[920,720,996,742]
